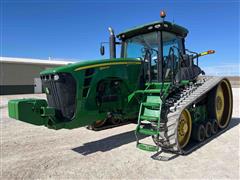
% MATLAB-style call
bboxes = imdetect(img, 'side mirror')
[100,45,105,56]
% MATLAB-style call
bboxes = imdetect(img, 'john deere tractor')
[9,11,233,154]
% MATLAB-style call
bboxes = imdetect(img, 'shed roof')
[0,57,74,66]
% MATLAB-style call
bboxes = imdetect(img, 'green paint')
[40,58,138,75]
[8,99,48,126]
[137,143,159,152]
[190,105,207,124]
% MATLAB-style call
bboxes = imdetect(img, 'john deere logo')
[45,87,50,94]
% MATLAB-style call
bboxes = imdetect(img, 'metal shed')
[0,57,73,95]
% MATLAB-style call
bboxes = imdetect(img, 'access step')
[142,102,160,109]
[137,127,159,136]
[137,143,159,152]
[140,115,159,121]
[135,89,161,94]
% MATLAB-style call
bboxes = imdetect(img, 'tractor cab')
[116,11,203,84]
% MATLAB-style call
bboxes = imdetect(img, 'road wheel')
[211,120,218,134]
[205,122,212,138]
[193,124,205,142]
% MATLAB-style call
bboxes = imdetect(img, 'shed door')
[34,78,42,93]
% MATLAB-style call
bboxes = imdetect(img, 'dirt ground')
[1,88,239,179]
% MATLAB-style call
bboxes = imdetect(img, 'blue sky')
[1,0,239,75]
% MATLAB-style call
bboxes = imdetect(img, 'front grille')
[41,73,76,121]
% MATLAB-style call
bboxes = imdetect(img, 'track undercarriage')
[136,76,233,154]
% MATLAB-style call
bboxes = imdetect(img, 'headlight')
[54,74,59,81]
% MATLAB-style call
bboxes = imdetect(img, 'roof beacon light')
[207,50,215,54]
[160,10,166,19]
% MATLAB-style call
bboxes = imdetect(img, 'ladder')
[135,94,162,152]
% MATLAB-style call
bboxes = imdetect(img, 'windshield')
[124,31,182,82]
[124,32,158,59]
[124,31,180,59]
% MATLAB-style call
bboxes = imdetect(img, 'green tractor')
[8,11,233,154]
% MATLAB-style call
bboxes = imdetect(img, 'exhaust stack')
[108,27,116,59]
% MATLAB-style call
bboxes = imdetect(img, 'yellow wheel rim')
[216,85,224,121]
[177,109,192,148]
[215,79,232,129]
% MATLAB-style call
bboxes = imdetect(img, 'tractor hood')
[40,58,140,75]
[9,57,143,130]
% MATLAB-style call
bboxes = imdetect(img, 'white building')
[0,57,74,95]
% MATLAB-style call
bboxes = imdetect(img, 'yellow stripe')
[74,61,141,71]
[200,52,208,56]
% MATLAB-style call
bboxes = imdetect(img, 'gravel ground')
[0,88,239,179]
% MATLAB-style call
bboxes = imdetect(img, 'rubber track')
[153,76,224,154]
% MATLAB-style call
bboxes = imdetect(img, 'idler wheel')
[177,109,192,148]
[208,79,233,129]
